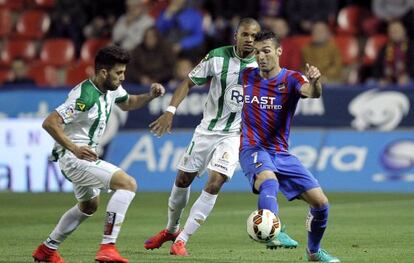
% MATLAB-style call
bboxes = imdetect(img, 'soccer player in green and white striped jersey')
[32,46,165,263]
[145,18,297,256]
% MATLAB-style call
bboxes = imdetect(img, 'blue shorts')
[239,146,320,201]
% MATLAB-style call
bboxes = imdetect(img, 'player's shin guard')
[258,179,279,215]
[45,204,91,249]
[306,203,329,253]
[166,184,190,234]
[102,189,135,244]
[177,190,217,243]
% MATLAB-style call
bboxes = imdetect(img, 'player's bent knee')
[79,199,98,215]
[110,171,137,192]
[175,171,196,188]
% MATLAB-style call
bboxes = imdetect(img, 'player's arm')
[42,111,98,161]
[117,83,165,111]
[149,77,195,137]
[300,63,322,98]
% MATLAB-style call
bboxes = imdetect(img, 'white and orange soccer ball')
[246,209,281,243]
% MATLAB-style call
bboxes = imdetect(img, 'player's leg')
[301,188,339,262]
[171,134,239,256]
[274,153,339,262]
[144,170,196,250]
[171,170,227,256]
[96,169,137,263]
[239,148,298,249]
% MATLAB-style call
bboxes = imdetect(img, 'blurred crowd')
[0,0,413,87]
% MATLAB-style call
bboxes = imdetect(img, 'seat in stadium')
[65,62,94,86]
[334,35,359,65]
[290,35,311,51]
[337,5,367,35]
[80,38,111,64]
[27,63,58,86]
[363,35,388,65]
[27,0,55,9]
[0,8,12,37]
[0,0,24,11]
[0,69,11,85]
[14,10,50,39]
[40,38,75,67]
[0,40,37,66]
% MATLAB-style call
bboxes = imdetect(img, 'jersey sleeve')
[55,89,83,124]
[289,71,309,96]
[115,85,129,104]
[188,51,213,86]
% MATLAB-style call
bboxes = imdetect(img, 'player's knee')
[312,196,329,209]
[79,201,98,215]
[175,171,194,188]
[126,176,137,192]
[205,175,226,194]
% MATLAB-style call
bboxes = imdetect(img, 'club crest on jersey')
[224,84,244,112]
[276,83,286,91]
[75,99,86,111]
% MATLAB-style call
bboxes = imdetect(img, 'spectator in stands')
[284,0,337,34]
[50,0,88,55]
[265,17,301,71]
[126,27,175,85]
[301,22,343,84]
[156,0,204,61]
[373,20,414,86]
[3,59,35,85]
[372,0,414,36]
[112,0,154,51]
[168,58,193,90]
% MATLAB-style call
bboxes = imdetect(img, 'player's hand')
[150,83,166,98]
[305,63,321,83]
[72,146,98,162]
[149,112,174,137]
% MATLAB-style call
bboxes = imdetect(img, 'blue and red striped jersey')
[240,67,309,153]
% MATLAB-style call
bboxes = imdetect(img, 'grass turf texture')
[1,192,413,263]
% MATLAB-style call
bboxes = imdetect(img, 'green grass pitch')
[1,192,413,262]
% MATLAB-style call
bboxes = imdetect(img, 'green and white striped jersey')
[53,79,128,158]
[189,45,257,134]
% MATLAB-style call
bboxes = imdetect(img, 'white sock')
[45,204,91,249]
[102,189,135,244]
[177,190,217,243]
[166,184,190,234]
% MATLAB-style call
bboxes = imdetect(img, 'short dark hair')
[237,17,260,31]
[95,45,130,71]
[254,30,281,48]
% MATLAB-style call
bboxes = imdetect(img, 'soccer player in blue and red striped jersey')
[239,31,340,263]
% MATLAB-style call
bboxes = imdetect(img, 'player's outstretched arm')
[118,83,166,111]
[42,111,98,161]
[149,77,195,137]
[300,63,322,98]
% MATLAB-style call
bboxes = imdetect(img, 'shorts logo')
[255,162,263,168]
[222,152,230,161]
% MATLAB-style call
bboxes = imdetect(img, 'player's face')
[254,39,281,72]
[103,63,126,91]
[235,24,260,54]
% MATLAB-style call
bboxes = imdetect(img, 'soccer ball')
[246,209,281,243]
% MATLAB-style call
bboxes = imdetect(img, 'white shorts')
[177,131,240,179]
[58,151,121,201]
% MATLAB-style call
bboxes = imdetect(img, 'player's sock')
[258,179,279,215]
[306,203,329,253]
[45,204,91,249]
[177,190,217,243]
[101,189,135,244]
[166,184,190,234]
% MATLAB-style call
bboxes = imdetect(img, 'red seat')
[363,35,388,65]
[290,35,311,51]
[0,0,24,11]
[337,5,368,35]
[0,40,37,66]
[15,10,50,39]
[0,8,12,37]
[27,63,58,86]
[80,38,111,63]
[334,35,359,65]
[40,38,75,67]
[0,69,11,84]
[65,62,94,85]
